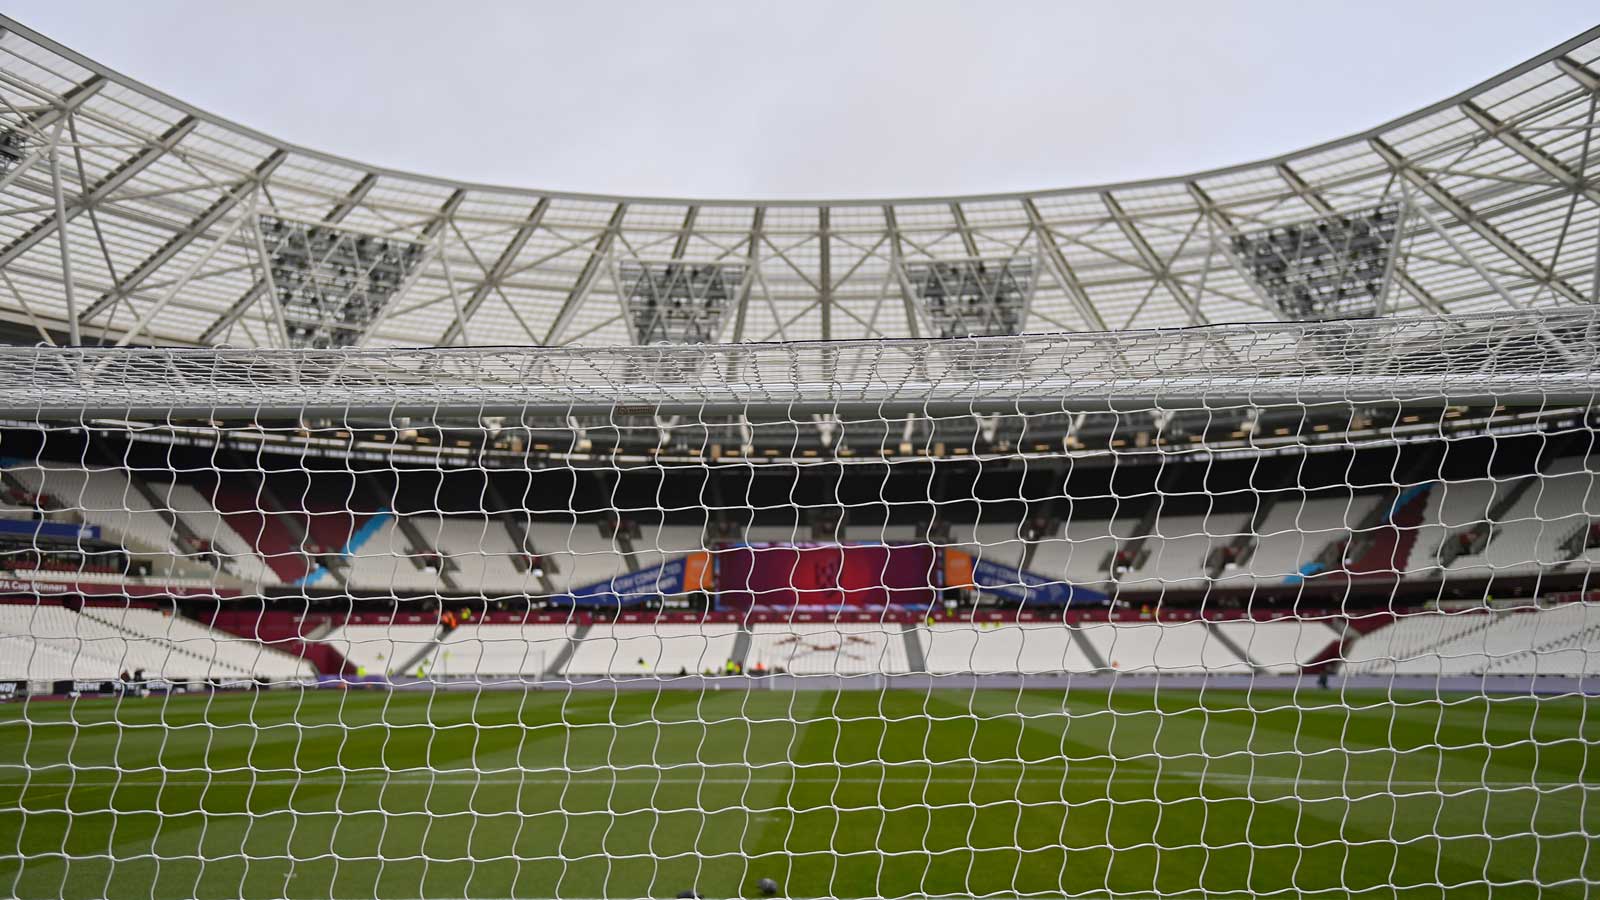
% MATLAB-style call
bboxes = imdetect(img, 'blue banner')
[0,518,101,542]
[557,556,691,607]
[969,557,1107,606]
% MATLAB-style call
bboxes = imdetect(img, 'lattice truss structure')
[0,19,1596,350]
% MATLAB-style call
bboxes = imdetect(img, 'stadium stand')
[206,480,313,583]
[748,622,911,675]
[1030,519,1135,585]
[528,518,630,592]
[632,523,709,573]
[1409,476,1500,576]
[432,517,532,595]
[322,622,443,675]
[563,623,741,676]
[1343,604,1600,676]
[1125,513,1250,589]
[964,521,1030,569]
[918,621,1096,674]
[0,441,1595,690]
[1082,620,1252,674]
[1210,618,1343,674]
[86,605,312,678]
[745,524,812,545]
[1234,495,1382,582]
[1341,613,1483,674]
[158,480,281,586]
[1482,603,1600,675]
[197,607,352,676]
[5,460,179,555]
[0,633,123,681]
[0,493,34,517]
[1447,456,1599,577]
[434,623,575,678]
[346,516,446,594]
[0,602,311,680]
[1341,483,1432,575]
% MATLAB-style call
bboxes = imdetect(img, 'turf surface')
[0,685,1594,898]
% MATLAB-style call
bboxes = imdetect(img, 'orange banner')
[683,550,713,593]
[944,548,974,589]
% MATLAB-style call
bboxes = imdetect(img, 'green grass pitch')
[0,685,1594,898]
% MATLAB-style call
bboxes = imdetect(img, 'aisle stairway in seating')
[1346,483,1432,575]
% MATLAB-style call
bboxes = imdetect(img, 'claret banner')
[715,542,939,609]
[557,543,1105,611]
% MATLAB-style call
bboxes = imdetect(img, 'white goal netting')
[0,308,1597,899]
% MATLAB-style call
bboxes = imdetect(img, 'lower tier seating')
[0,603,313,681]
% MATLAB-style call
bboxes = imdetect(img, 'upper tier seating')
[745,525,810,544]
[630,524,709,572]
[158,481,280,586]
[0,497,34,518]
[305,499,367,559]
[432,517,532,596]
[4,450,1596,602]
[1447,457,1598,578]
[1123,513,1251,590]
[208,482,312,583]
[1218,495,1381,583]
[6,461,178,555]
[528,519,629,593]
[1407,477,1499,576]
[345,517,447,594]
[1028,519,1137,585]
[856,524,922,543]
[961,521,1030,570]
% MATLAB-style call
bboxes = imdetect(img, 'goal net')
[0,308,1597,899]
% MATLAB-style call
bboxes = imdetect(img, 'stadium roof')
[0,17,1597,349]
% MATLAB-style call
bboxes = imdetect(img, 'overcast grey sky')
[8,2,1597,199]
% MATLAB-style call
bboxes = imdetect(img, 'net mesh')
[0,310,1597,898]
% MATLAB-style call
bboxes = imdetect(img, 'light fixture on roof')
[1230,203,1404,321]
[0,128,27,175]
[905,255,1037,338]
[259,214,426,349]
[617,259,745,345]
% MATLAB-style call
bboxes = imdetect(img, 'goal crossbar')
[0,308,1594,419]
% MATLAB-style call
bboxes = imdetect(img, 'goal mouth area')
[0,309,1594,420]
